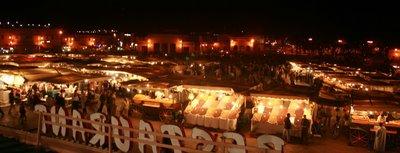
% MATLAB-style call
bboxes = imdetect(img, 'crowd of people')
[179,58,289,90]
[0,80,135,128]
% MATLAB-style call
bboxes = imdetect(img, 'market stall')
[124,82,182,122]
[349,100,400,147]
[250,93,314,136]
[183,85,244,131]
[0,73,25,87]
[351,100,400,128]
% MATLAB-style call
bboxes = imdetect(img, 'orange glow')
[58,30,63,35]
[230,40,236,47]
[213,42,219,47]
[88,38,96,46]
[35,36,45,46]
[177,40,183,48]
[392,48,400,58]
[8,35,17,46]
[147,39,152,48]
[338,39,343,43]
[248,38,255,47]
[65,37,75,47]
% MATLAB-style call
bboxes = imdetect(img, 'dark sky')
[1,0,399,44]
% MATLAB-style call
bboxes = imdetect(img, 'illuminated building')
[138,34,195,54]
[229,36,263,53]
[0,27,64,52]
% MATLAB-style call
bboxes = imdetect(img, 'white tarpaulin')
[0,73,25,86]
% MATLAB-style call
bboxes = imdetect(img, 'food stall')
[0,73,25,107]
[183,85,245,131]
[349,99,400,146]
[250,93,314,136]
[124,82,182,122]
[0,73,25,87]
[351,100,400,127]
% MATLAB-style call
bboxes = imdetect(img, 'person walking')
[374,122,387,153]
[81,91,88,115]
[8,89,15,114]
[19,101,27,127]
[106,92,116,117]
[71,91,80,114]
[55,92,66,110]
[119,98,130,117]
[283,113,292,142]
[301,115,310,144]
[98,91,106,112]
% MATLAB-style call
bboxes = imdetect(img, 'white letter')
[111,116,131,152]
[160,124,184,153]
[256,134,284,151]
[34,104,47,133]
[89,113,106,146]
[222,132,245,153]
[50,106,67,137]
[72,110,85,142]
[138,120,157,153]
[192,127,214,151]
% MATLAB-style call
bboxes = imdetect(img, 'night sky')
[1,0,399,44]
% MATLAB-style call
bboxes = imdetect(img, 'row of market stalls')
[0,60,149,107]
[289,61,399,93]
[288,61,400,149]
[0,57,319,136]
[121,81,316,135]
[1,55,399,142]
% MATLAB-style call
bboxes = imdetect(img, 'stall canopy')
[352,100,400,112]
[123,81,174,91]
[0,73,25,86]
[182,85,235,94]
[35,74,110,84]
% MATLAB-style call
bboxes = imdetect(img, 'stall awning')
[352,100,400,112]
[36,74,110,84]
[0,73,25,86]
[182,85,235,93]
[311,97,347,107]
[250,93,309,101]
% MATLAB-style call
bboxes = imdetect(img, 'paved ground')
[1,103,390,153]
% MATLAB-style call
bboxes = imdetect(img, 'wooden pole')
[108,124,112,153]
[36,112,42,147]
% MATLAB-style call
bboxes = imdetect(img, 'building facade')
[1,26,274,54]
